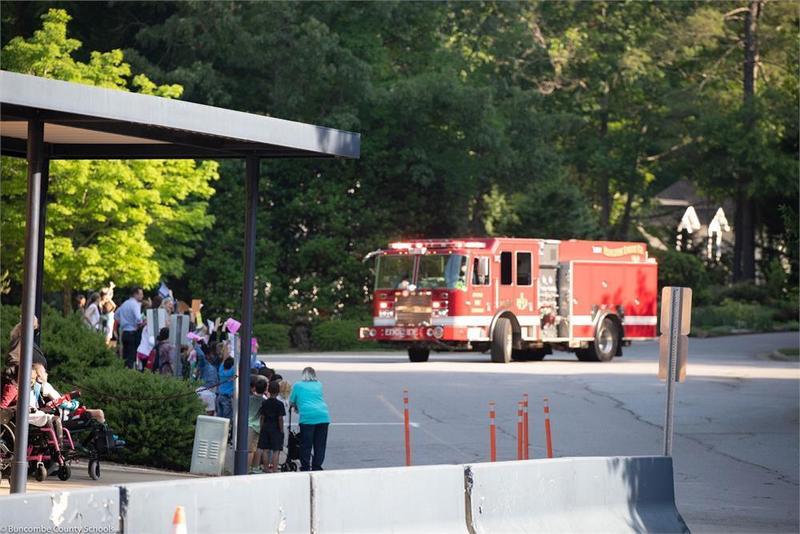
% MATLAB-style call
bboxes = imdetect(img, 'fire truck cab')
[358,238,658,363]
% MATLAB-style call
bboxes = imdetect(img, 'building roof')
[0,71,360,160]
[654,179,702,207]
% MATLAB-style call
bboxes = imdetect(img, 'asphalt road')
[263,332,799,534]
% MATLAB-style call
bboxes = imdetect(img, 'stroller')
[54,390,125,481]
[279,408,300,472]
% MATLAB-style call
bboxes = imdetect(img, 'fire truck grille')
[395,294,432,325]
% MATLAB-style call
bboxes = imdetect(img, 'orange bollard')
[172,506,187,534]
[489,401,497,462]
[544,397,553,459]
[522,394,530,460]
[516,402,523,460]
[403,389,412,466]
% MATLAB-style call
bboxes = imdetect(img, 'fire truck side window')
[516,252,532,286]
[472,257,490,286]
[500,252,513,285]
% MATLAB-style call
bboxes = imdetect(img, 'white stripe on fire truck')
[571,315,657,326]
[432,316,542,327]
[622,316,658,325]
[375,315,655,329]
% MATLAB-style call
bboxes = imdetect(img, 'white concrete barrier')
[2,455,687,533]
[311,465,468,533]
[119,472,310,534]
[0,486,119,531]
[466,456,689,533]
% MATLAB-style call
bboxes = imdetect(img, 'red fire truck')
[358,238,658,363]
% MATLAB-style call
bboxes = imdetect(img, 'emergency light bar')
[389,240,486,250]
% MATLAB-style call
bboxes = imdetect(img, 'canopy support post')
[11,119,46,494]
[234,156,260,475]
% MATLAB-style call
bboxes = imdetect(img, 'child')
[277,379,292,414]
[157,329,176,376]
[258,380,285,473]
[248,377,268,473]
[147,327,171,373]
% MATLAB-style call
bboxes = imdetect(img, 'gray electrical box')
[190,415,229,476]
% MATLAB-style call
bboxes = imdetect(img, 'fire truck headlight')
[433,326,444,339]
[369,328,377,337]
[432,301,440,309]
[426,328,434,337]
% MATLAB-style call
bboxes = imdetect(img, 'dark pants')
[121,330,141,369]
[299,423,329,471]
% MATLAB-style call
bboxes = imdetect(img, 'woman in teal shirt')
[289,367,331,471]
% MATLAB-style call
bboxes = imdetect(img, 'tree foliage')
[0,9,219,311]
[0,2,796,322]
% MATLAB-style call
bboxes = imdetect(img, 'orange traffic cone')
[172,506,187,534]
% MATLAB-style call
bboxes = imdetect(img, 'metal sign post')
[659,286,692,457]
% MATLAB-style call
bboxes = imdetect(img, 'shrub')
[653,249,708,293]
[708,283,770,305]
[312,319,378,351]
[252,323,290,352]
[692,299,774,333]
[772,299,800,323]
[76,367,205,471]
[1,304,120,383]
[763,259,789,300]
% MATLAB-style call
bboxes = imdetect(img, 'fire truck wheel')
[491,318,513,363]
[408,347,430,362]
[578,317,620,362]
[594,317,619,361]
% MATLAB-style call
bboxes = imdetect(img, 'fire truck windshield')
[375,255,415,289]
[417,254,467,289]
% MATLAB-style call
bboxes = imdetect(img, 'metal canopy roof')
[0,71,361,160]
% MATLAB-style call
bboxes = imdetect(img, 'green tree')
[660,1,798,283]
[0,9,219,312]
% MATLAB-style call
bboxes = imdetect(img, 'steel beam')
[11,119,45,493]
[234,156,259,475]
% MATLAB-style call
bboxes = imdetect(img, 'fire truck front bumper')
[358,325,466,342]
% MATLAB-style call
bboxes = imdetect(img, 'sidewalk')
[0,462,199,496]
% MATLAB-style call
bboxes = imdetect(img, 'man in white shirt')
[115,287,144,369]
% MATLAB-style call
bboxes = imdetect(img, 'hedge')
[692,299,775,335]
[77,367,205,471]
[252,323,291,352]
[312,319,379,351]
